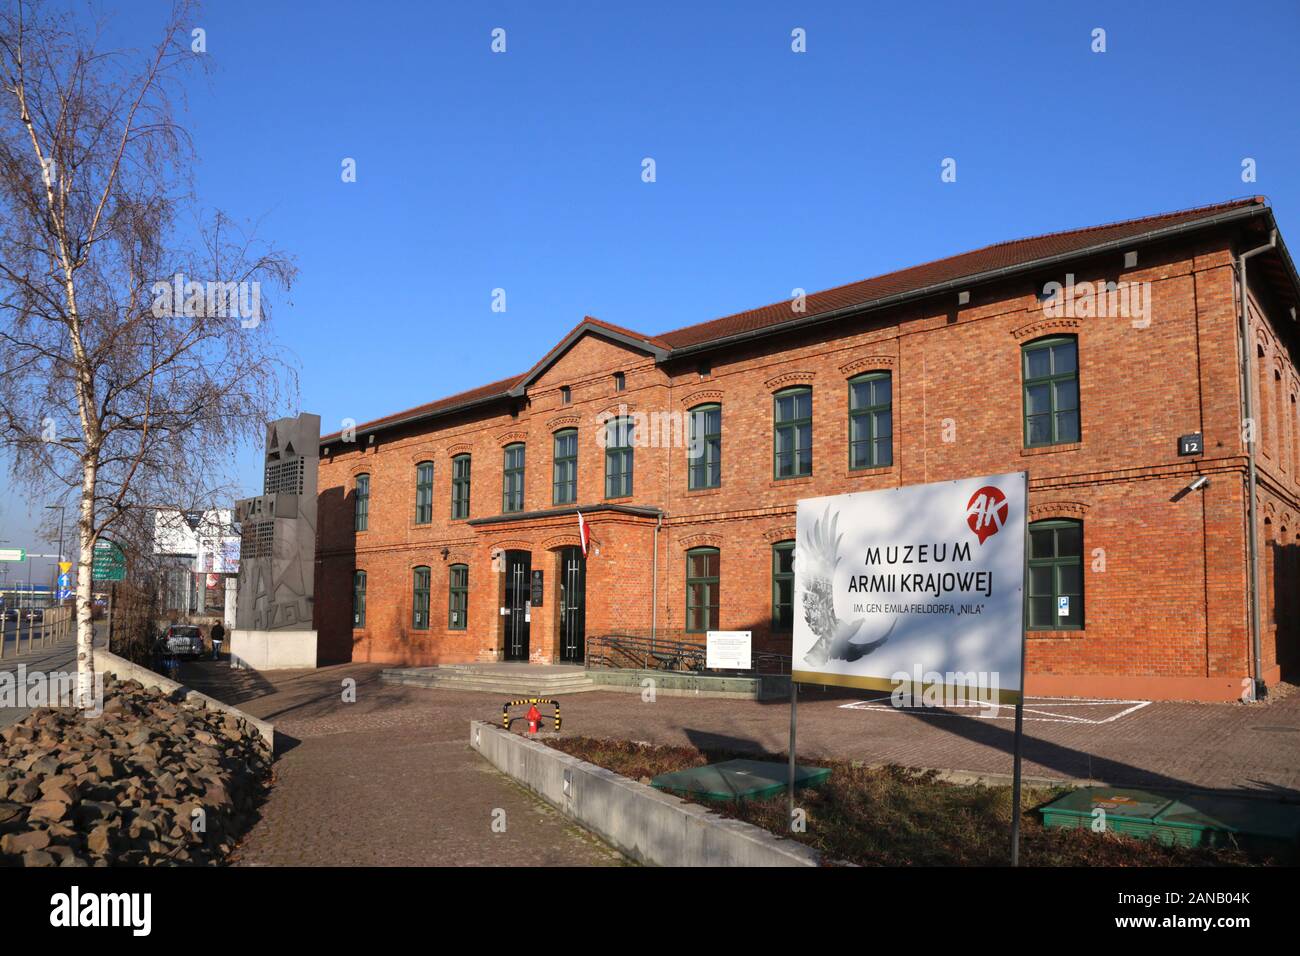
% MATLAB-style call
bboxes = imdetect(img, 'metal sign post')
[1010,470,1029,867]
[787,678,798,828]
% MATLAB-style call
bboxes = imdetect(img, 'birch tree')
[0,0,296,703]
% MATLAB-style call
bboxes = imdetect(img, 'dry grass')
[547,737,1277,867]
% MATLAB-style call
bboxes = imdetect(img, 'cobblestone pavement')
[180,663,624,866]
[183,662,1300,864]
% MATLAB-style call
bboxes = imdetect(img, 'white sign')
[706,630,752,670]
[792,472,1026,703]
[0,548,25,562]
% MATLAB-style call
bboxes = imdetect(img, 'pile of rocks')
[0,674,271,866]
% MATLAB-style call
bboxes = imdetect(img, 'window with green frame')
[451,454,471,519]
[354,474,370,531]
[774,387,812,478]
[685,547,719,633]
[412,566,430,630]
[1022,336,1079,447]
[448,564,468,630]
[502,443,525,513]
[352,570,367,628]
[849,373,892,469]
[414,462,434,524]
[553,429,577,504]
[687,404,721,489]
[1027,519,1083,629]
[605,417,634,498]
[772,541,794,631]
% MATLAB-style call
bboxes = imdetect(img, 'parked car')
[159,624,204,658]
[24,608,43,623]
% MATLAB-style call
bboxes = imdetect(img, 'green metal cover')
[651,759,831,802]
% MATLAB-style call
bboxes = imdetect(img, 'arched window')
[1022,336,1079,447]
[451,454,471,519]
[686,547,720,633]
[448,564,469,630]
[771,541,795,631]
[849,372,892,469]
[352,570,367,628]
[1027,519,1083,629]
[502,443,525,513]
[553,429,578,504]
[412,566,431,630]
[688,403,721,489]
[354,474,370,531]
[774,387,812,478]
[414,461,434,524]
[605,417,634,498]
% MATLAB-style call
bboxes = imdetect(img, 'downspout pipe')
[651,512,662,641]
[1237,229,1276,700]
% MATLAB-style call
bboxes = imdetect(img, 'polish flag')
[577,510,590,557]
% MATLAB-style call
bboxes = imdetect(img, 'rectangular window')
[849,373,892,469]
[774,387,812,478]
[553,430,577,505]
[686,547,719,633]
[353,570,367,628]
[688,404,722,489]
[502,444,525,513]
[772,542,794,631]
[451,455,471,519]
[448,564,468,630]
[412,566,430,630]
[605,418,634,498]
[1027,520,1083,629]
[354,474,370,531]
[415,462,434,524]
[560,385,571,405]
[1023,337,1080,447]
[614,371,625,392]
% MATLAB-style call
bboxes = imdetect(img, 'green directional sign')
[0,548,25,562]
[92,540,126,581]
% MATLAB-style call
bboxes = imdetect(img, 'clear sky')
[2,0,1298,583]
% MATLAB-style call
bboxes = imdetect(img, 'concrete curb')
[93,647,275,747]
[470,720,821,867]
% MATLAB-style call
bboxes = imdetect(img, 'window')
[502,443,525,513]
[774,387,812,478]
[772,541,794,631]
[449,564,468,630]
[849,373,892,469]
[352,570,367,628]
[412,566,430,630]
[1027,519,1083,629]
[451,454,471,519]
[686,547,719,633]
[688,404,721,489]
[1023,337,1079,447]
[614,371,625,392]
[553,430,577,505]
[605,417,634,498]
[354,474,370,531]
[414,462,434,524]
[560,385,571,405]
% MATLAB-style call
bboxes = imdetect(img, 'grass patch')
[546,737,1276,867]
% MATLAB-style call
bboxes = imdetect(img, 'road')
[0,621,105,727]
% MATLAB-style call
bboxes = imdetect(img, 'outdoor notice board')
[706,630,752,670]
[792,472,1026,703]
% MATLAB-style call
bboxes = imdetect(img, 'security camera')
[1186,476,1209,493]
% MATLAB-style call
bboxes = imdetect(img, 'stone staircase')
[380,662,598,695]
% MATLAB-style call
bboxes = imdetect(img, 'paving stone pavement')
[183,662,1300,865]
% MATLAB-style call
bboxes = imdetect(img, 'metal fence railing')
[586,631,792,677]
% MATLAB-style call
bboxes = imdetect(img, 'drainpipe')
[651,512,662,641]
[1237,229,1276,701]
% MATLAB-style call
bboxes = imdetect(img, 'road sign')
[57,572,72,601]
[92,540,126,582]
[0,548,25,562]
[58,561,72,574]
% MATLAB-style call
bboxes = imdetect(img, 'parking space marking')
[838,695,1153,724]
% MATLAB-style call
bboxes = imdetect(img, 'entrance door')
[504,550,531,661]
[559,547,586,663]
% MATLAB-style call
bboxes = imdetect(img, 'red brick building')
[314,197,1300,701]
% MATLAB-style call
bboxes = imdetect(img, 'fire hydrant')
[526,704,542,735]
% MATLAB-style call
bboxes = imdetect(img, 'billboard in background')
[793,472,1026,703]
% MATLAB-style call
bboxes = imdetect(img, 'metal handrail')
[587,632,791,676]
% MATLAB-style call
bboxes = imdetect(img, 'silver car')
[161,624,204,658]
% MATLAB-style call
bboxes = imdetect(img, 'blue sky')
[2,0,1299,580]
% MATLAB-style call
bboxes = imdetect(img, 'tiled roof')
[322,197,1271,443]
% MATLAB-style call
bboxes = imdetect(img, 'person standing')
[210,620,225,660]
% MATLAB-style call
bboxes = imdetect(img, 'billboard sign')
[792,472,1026,704]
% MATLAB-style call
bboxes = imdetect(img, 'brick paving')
[184,662,1300,864]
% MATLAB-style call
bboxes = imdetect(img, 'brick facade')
[314,201,1300,701]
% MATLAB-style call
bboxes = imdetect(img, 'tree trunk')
[75,454,97,707]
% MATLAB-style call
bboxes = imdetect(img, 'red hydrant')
[526,704,542,735]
